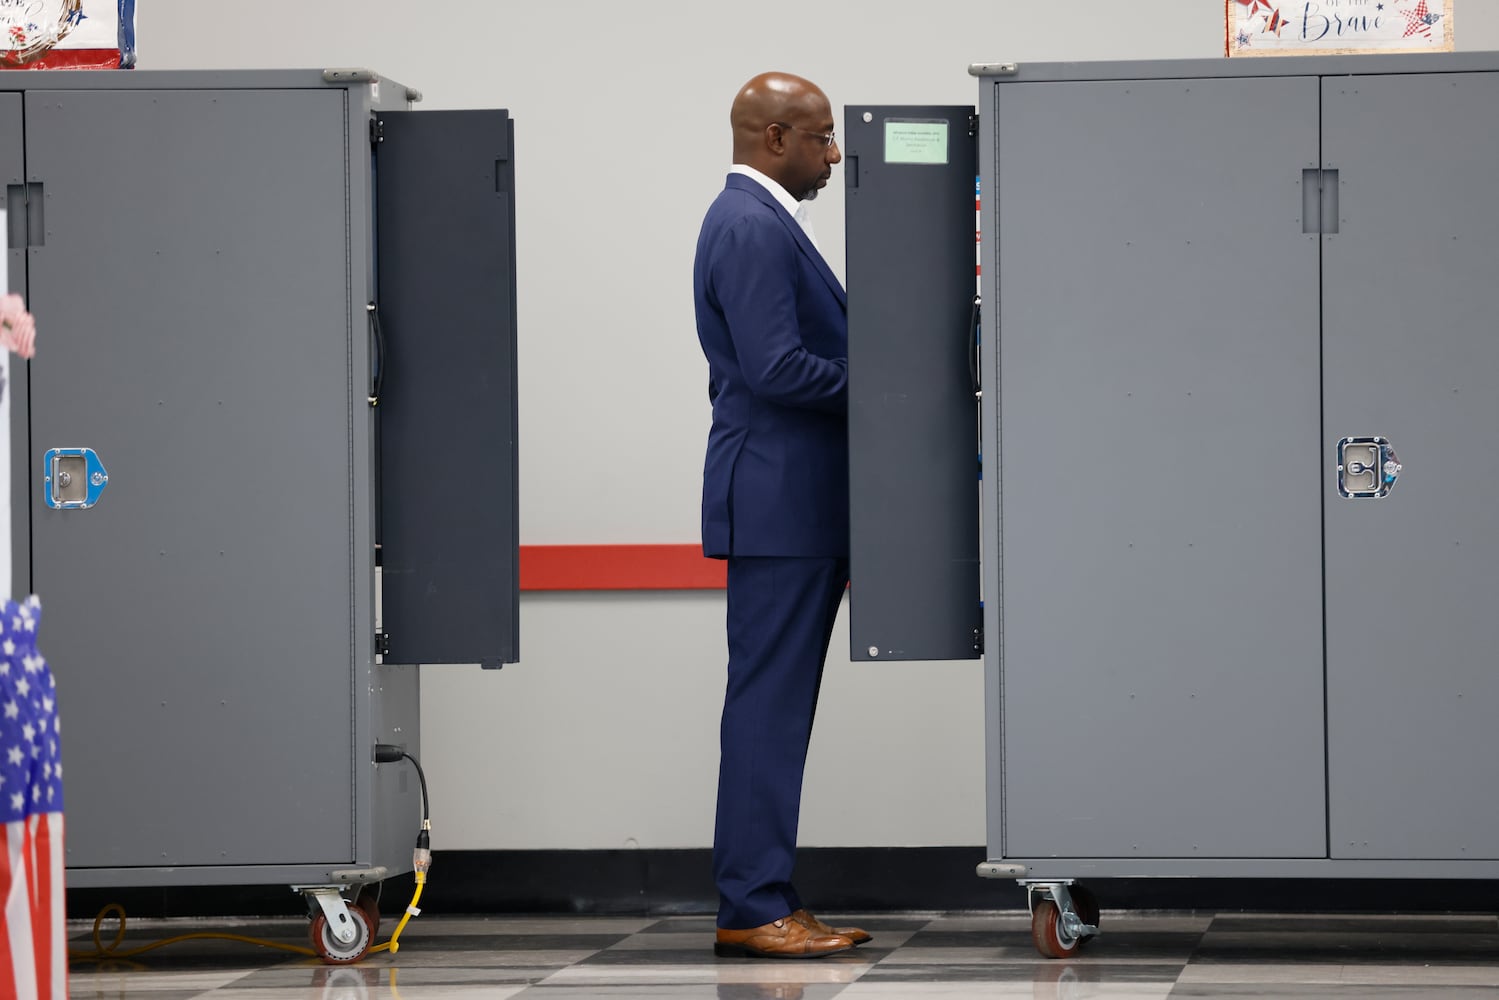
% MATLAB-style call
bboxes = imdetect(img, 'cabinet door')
[26,89,357,869]
[844,105,981,662]
[994,76,1327,858]
[376,109,519,668]
[1323,73,1499,860]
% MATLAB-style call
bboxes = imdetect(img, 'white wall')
[139,2,1499,850]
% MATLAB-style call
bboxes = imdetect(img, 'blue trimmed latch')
[43,448,110,510]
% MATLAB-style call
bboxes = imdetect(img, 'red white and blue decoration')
[1227,0,1453,56]
[0,0,135,70]
[0,597,65,999]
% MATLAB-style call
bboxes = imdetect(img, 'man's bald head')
[731,73,825,144]
[729,72,839,201]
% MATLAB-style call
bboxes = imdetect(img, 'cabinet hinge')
[968,113,980,137]
[370,116,384,147]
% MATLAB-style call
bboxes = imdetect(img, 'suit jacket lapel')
[726,175,848,310]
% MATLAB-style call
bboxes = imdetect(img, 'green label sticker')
[885,119,948,165]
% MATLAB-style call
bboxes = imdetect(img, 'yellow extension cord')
[68,871,427,962]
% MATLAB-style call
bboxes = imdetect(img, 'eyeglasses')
[771,121,837,149]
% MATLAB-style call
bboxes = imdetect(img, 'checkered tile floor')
[68,911,1499,997]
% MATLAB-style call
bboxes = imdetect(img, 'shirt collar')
[729,163,802,223]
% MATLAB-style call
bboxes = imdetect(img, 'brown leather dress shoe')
[714,916,855,959]
[790,908,873,946]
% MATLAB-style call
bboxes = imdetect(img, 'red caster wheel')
[310,900,376,964]
[1031,899,1084,959]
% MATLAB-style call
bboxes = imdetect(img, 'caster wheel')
[1070,885,1100,946]
[354,889,382,938]
[1031,899,1083,959]
[310,900,376,964]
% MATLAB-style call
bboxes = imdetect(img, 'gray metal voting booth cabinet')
[2,70,519,962]
[846,51,1499,957]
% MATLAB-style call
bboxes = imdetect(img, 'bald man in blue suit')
[694,71,871,960]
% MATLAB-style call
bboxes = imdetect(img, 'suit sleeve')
[708,215,846,413]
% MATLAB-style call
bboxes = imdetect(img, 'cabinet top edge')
[0,68,414,96]
[971,50,1499,83]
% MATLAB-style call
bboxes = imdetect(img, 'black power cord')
[375,744,431,872]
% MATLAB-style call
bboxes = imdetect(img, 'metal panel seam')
[19,93,31,598]
[1317,74,1332,863]
[342,88,358,863]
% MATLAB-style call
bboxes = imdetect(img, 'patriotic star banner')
[1227,0,1454,56]
[0,0,136,70]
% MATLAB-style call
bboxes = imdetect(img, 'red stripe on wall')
[521,544,726,591]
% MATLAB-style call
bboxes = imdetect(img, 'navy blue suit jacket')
[694,173,849,559]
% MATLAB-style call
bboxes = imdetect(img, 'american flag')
[0,596,66,999]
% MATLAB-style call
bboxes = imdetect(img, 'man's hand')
[0,293,35,359]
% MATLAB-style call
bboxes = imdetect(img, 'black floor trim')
[66,847,1499,919]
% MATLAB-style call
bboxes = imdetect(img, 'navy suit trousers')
[713,555,850,929]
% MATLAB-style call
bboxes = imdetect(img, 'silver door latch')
[1337,437,1400,499]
